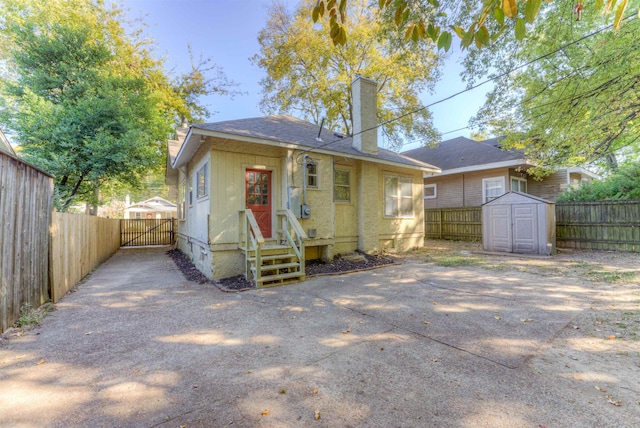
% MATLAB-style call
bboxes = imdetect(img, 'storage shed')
[482,192,556,255]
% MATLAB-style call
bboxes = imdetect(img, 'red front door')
[246,169,272,238]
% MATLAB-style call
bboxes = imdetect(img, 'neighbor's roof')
[0,129,17,157]
[402,136,526,172]
[171,115,440,173]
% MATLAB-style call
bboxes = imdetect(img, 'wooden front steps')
[245,244,305,288]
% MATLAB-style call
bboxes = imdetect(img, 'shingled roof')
[171,115,439,173]
[402,136,525,171]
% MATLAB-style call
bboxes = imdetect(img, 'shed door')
[246,169,272,238]
[512,204,537,253]
[489,206,512,252]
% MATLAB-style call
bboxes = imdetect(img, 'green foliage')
[0,0,234,211]
[464,2,640,171]
[313,0,637,50]
[252,0,441,150]
[15,303,51,328]
[557,160,640,202]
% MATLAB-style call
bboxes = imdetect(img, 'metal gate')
[120,218,176,247]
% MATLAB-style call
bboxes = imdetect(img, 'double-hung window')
[333,169,351,202]
[482,177,505,203]
[384,175,413,218]
[197,162,208,199]
[510,177,527,193]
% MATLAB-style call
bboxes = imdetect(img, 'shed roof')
[482,191,554,206]
[172,115,440,173]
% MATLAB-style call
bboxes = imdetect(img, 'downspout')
[302,153,309,206]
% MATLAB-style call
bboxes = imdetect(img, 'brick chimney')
[351,76,378,155]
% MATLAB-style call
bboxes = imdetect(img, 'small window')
[135,212,141,219]
[197,163,208,199]
[482,176,505,203]
[384,175,413,218]
[188,176,193,206]
[511,177,527,193]
[307,161,318,189]
[424,184,437,199]
[334,169,351,202]
[179,181,186,219]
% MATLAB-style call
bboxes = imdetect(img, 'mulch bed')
[305,252,397,276]
[167,248,397,292]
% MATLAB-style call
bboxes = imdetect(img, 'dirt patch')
[306,251,396,276]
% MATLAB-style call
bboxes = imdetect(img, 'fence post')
[438,209,443,239]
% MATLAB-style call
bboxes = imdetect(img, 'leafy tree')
[557,158,640,201]
[251,0,441,150]
[0,0,236,211]
[463,2,640,173]
[313,0,637,50]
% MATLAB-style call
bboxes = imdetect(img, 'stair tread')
[247,254,297,262]
[257,271,305,282]
[259,262,300,271]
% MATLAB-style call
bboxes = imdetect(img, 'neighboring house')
[124,196,177,219]
[0,129,17,157]
[165,76,439,286]
[402,136,599,209]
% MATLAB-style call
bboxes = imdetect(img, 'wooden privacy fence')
[424,207,482,241]
[425,201,640,252]
[556,201,640,251]
[49,213,120,303]
[120,218,176,246]
[0,152,53,332]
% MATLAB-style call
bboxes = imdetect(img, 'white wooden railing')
[240,209,265,282]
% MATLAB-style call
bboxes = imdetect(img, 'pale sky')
[124,0,491,151]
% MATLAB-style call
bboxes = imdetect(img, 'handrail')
[276,209,308,240]
[276,209,306,278]
[245,209,265,244]
[240,209,264,284]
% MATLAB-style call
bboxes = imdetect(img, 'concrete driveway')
[0,248,636,427]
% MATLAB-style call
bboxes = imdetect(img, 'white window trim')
[482,176,505,204]
[197,162,209,200]
[510,176,527,193]
[179,180,186,220]
[424,183,437,199]
[384,174,414,219]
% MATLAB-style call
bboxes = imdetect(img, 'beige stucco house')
[403,136,599,209]
[165,77,439,287]
[123,196,177,219]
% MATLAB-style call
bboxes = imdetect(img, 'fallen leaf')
[312,387,318,394]
[36,359,46,365]
[607,399,622,406]
[280,389,286,394]
[495,316,502,320]
[423,321,431,325]
[315,410,321,420]
[607,335,616,340]
[260,409,270,416]
[193,385,198,389]
[85,332,92,335]
[432,358,439,362]
[520,318,533,323]
[432,301,438,305]
[342,328,351,334]
[595,386,607,393]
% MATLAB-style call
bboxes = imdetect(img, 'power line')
[302,13,636,155]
